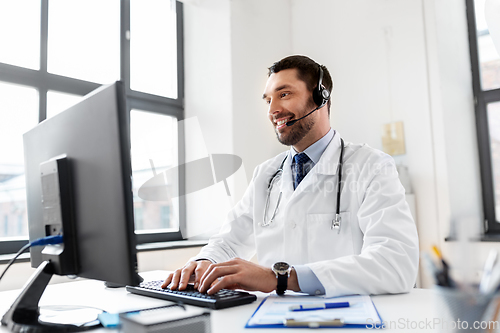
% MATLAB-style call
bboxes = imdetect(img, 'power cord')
[0,235,64,282]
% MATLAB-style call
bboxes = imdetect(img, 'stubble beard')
[275,103,316,147]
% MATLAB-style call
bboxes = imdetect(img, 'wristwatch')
[272,262,291,295]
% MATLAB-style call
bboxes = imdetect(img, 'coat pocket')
[306,212,354,263]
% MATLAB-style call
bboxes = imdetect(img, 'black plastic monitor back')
[23,81,141,287]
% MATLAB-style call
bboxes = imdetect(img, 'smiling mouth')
[275,118,291,130]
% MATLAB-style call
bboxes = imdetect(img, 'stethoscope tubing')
[263,138,345,229]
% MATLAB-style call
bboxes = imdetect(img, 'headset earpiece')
[287,64,331,127]
[312,65,330,108]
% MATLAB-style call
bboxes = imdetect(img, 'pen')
[423,252,448,287]
[289,302,350,312]
[482,260,500,294]
[480,249,498,294]
[432,245,454,287]
[422,252,440,285]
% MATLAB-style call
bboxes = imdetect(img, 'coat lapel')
[288,132,344,201]
[279,150,294,202]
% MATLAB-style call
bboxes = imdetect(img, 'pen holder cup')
[434,286,499,332]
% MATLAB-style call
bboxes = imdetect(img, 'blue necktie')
[293,153,312,190]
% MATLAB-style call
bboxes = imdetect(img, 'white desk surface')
[0,271,440,332]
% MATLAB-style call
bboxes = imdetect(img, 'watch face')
[273,262,290,274]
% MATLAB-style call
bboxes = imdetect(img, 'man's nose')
[268,99,282,117]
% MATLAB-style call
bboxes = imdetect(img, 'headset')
[312,65,331,108]
[286,64,331,127]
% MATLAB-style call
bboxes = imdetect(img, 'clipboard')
[245,294,383,329]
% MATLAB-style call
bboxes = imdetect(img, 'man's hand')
[198,258,300,295]
[161,260,212,291]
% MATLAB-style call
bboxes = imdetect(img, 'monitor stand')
[1,260,101,332]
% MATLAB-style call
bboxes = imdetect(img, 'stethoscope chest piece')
[331,213,341,234]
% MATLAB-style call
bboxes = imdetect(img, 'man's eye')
[265,99,271,105]
[280,92,289,98]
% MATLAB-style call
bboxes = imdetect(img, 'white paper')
[247,295,381,327]
[39,306,102,326]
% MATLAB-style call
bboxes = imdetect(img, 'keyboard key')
[126,280,257,309]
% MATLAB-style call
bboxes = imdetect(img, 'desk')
[0,271,439,332]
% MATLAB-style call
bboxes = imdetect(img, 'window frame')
[465,0,500,237]
[0,0,185,254]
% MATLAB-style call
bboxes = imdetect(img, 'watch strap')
[276,272,288,295]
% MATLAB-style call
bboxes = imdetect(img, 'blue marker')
[289,302,350,312]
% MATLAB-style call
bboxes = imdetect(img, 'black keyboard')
[126,280,257,310]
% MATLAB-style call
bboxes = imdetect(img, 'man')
[163,55,419,297]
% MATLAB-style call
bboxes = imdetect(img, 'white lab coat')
[193,133,419,297]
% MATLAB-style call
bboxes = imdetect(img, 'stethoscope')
[262,138,345,233]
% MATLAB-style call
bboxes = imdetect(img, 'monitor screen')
[23,81,141,287]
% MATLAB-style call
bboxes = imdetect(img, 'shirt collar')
[290,128,335,164]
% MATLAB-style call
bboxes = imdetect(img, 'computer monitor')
[1,82,142,332]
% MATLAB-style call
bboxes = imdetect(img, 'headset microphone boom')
[285,65,330,127]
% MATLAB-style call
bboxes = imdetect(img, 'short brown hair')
[268,55,333,114]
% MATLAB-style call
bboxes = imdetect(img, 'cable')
[0,235,64,282]
[31,235,63,247]
[0,243,31,282]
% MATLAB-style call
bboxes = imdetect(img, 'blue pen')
[289,302,350,312]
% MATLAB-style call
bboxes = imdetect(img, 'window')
[47,0,120,84]
[130,110,180,237]
[0,82,38,247]
[46,91,82,119]
[0,0,185,254]
[0,1,40,70]
[134,207,144,231]
[130,0,178,99]
[466,0,500,235]
[160,206,171,229]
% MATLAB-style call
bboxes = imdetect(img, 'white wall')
[426,0,499,284]
[290,0,440,287]
[180,0,495,287]
[182,0,236,238]
[181,0,294,238]
[183,0,232,157]
[230,0,293,199]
